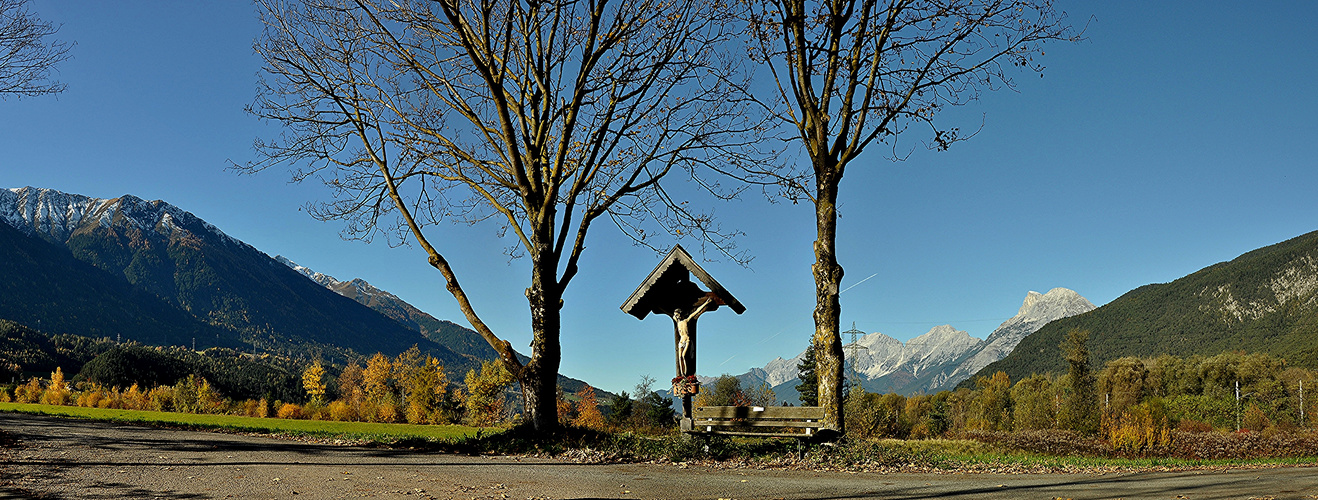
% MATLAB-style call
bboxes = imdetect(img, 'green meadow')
[0,402,489,442]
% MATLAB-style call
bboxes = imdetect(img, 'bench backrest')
[692,405,825,421]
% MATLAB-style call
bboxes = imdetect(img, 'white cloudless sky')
[3,1,1316,395]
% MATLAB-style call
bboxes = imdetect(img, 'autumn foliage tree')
[301,360,327,404]
[464,360,514,427]
[571,385,605,429]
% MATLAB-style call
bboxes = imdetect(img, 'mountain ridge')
[0,186,474,372]
[742,288,1094,400]
[965,230,1318,386]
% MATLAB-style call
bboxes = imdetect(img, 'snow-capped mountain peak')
[987,287,1095,344]
[1,186,242,247]
[744,288,1096,398]
[1016,287,1093,323]
[276,255,344,288]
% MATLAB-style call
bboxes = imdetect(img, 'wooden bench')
[682,405,832,440]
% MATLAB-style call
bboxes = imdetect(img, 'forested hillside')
[0,220,239,349]
[969,230,1318,385]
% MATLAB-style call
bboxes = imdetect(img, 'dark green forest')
[2,319,305,401]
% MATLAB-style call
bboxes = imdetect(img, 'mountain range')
[0,186,483,376]
[275,256,502,361]
[967,229,1318,386]
[739,288,1095,400]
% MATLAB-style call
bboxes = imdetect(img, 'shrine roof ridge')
[620,244,746,320]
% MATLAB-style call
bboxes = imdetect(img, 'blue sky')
[3,1,1317,395]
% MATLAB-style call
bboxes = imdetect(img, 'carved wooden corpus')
[621,245,745,420]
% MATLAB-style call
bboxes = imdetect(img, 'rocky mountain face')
[0,186,472,371]
[933,288,1095,391]
[970,230,1318,385]
[746,288,1095,400]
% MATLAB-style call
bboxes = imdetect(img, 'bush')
[39,368,71,406]
[149,386,175,412]
[1176,419,1213,433]
[76,384,115,409]
[1166,429,1318,460]
[15,378,42,403]
[277,402,304,419]
[845,390,910,440]
[121,384,151,411]
[464,361,513,427]
[374,398,401,423]
[572,386,606,430]
[1103,402,1173,457]
[1164,394,1234,429]
[303,400,329,420]
[1241,404,1271,433]
[328,400,356,421]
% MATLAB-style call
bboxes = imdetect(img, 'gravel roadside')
[3,412,1317,499]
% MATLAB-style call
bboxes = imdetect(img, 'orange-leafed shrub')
[277,403,304,420]
[40,368,71,406]
[148,386,175,412]
[121,384,151,411]
[1241,404,1272,433]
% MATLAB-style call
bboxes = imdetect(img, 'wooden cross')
[621,245,745,420]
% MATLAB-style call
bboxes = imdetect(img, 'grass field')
[0,402,491,442]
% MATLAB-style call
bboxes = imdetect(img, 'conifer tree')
[796,342,819,406]
[1061,329,1098,434]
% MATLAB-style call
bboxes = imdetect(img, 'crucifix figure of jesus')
[673,294,719,379]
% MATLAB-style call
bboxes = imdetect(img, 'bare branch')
[0,0,73,99]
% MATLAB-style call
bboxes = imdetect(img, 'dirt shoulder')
[3,412,1317,499]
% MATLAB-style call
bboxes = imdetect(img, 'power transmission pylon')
[843,322,867,390]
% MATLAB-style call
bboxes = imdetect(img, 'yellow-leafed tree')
[40,367,70,406]
[464,360,513,427]
[571,385,605,430]
[402,355,449,424]
[302,361,327,404]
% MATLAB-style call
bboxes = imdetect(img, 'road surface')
[2,412,1316,499]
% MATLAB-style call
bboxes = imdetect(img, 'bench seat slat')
[694,420,822,428]
[697,431,814,438]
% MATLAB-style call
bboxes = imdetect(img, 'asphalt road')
[2,412,1316,499]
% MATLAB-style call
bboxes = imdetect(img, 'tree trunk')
[521,241,563,433]
[813,166,846,433]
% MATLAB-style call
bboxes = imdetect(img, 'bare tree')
[746,0,1078,431]
[241,0,764,432]
[0,0,72,99]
